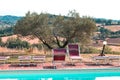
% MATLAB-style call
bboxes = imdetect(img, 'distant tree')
[14,11,96,49]
[118,21,120,25]
[0,37,3,46]
[94,18,106,24]
[98,27,111,39]
[0,27,13,37]
[106,19,112,25]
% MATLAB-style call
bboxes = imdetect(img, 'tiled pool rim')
[0,68,120,74]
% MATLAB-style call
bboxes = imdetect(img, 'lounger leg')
[41,62,43,68]
[52,61,56,69]
[96,60,99,65]
[71,59,74,65]
[4,61,6,64]
[80,59,82,64]
[116,59,119,66]
[61,62,65,68]
[95,60,98,65]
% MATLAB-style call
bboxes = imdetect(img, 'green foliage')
[81,46,100,53]
[0,37,5,47]
[111,51,120,55]
[96,27,120,39]
[14,11,96,49]
[98,27,111,40]
[0,27,13,37]
[6,38,30,49]
[104,45,112,54]
[0,15,22,25]
[94,18,120,25]
[31,43,44,50]
[87,47,100,53]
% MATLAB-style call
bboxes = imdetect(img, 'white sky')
[0,0,120,20]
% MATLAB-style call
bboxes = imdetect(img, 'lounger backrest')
[18,56,31,61]
[32,56,45,61]
[53,48,66,61]
[68,44,80,56]
[69,50,79,56]
[68,44,79,50]
[0,56,10,60]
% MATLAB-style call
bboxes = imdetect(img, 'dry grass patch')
[104,25,120,32]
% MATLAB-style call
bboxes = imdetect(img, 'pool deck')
[0,60,120,70]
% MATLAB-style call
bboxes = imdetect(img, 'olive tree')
[14,11,96,49]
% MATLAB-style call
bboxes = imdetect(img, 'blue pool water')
[0,68,120,80]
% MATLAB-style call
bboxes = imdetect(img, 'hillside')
[0,15,22,27]
[1,15,120,38]
[1,35,40,44]
[104,25,120,32]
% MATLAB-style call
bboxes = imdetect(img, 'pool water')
[0,68,120,80]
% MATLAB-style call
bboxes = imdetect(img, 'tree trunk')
[58,40,69,48]
[37,36,53,49]
[43,42,53,49]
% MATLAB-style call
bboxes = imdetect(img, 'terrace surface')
[0,54,120,70]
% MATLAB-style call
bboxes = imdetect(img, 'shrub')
[80,46,100,53]
[6,38,30,49]
[31,43,44,50]
[104,45,112,54]
[87,47,100,53]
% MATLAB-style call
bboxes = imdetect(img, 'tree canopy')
[14,11,97,49]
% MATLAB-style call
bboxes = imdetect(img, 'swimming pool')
[0,68,120,80]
